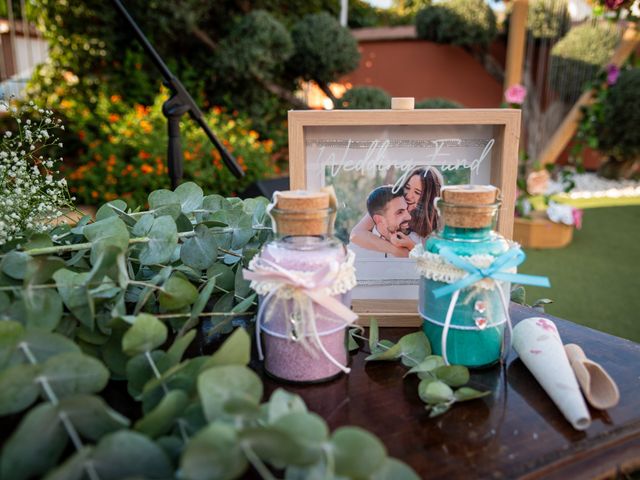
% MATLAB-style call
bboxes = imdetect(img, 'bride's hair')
[403,167,443,238]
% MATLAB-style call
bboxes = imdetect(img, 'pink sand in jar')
[259,240,351,383]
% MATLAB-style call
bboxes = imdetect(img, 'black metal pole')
[110,0,245,186]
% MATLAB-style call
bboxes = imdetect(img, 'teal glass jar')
[419,185,510,368]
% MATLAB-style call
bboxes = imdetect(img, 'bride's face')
[403,175,422,213]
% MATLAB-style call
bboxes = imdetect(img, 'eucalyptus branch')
[350,331,422,366]
[157,311,256,320]
[19,342,101,480]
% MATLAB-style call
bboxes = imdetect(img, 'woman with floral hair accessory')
[349,167,443,257]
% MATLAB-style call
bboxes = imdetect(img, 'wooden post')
[504,0,528,93]
[538,24,640,166]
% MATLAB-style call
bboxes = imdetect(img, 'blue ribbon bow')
[432,246,550,299]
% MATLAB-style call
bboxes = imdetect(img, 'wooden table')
[260,305,640,479]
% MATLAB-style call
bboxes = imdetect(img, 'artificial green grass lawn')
[518,205,640,343]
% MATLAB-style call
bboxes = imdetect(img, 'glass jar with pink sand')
[244,190,357,383]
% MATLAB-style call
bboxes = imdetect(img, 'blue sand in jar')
[421,225,510,368]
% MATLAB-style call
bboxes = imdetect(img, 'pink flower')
[572,208,583,230]
[505,84,527,105]
[606,64,620,86]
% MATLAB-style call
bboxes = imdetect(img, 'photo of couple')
[348,167,444,258]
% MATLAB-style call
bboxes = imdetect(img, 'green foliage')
[416,97,463,108]
[363,319,490,417]
[0,183,417,479]
[339,86,391,109]
[527,0,570,39]
[289,12,361,85]
[549,23,620,103]
[596,67,640,162]
[416,0,498,47]
[64,90,279,206]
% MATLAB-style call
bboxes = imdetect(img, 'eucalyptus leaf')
[90,430,173,480]
[347,328,360,352]
[240,426,316,467]
[24,256,65,285]
[164,329,197,368]
[159,273,198,310]
[83,216,129,263]
[175,181,204,214]
[510,284,526,305]
[434,365,470,387]
[126,350,168,399]
[201,327,251,370]
[41,351,110,398]
[42,447,93,480]
[180,422,248,480]
[0,320,24,368]
[134,389,189,438]
[180,225,218,270]
[100,329,129,378]
[187,277,216,328]
[231,215,254,250]
[138,216,179,265]
[427,403,452,418]
[454,387,491,402]
[148,189,181,219]
[53,269,95,329]
[59,394,130,440]
[365,341,401,362]
[398,331,431,367]
[404,355,445,378]
[198,364,263,421]
[122,313,168,356]
[0,251,30,280]
[268,389,308,423]
[369,318,379,352]
[25,233,53,250]
[0,402,68,480]
[0,363,39,415]
[22,288,63,331]
[419,379,454,405]
[234,263,251,297]
[215,257,241,289]
[270,411,328,464]
[372,458,421,480]
[95,199,128,221]
[132,213,154,237]
[331,426,387,479]
[18,330,81,363]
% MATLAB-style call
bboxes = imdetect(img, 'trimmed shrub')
[288,12,361,84]
[597,68,640,162]
[416,98,463,108]
[527,0,571,39]
[415,0,497,47]
[339,87,391,109]
[549,23,619,103]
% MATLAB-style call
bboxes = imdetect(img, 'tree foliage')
[339,86,391,109]
[415,0,498,47]
[549,23,620,103]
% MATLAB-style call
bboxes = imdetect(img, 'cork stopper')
[273,190,333,236]
[439,185,500,229]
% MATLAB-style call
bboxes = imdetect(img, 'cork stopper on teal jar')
[243,189,357,383]
[415,185,511,368]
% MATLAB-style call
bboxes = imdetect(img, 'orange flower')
[141,164,154,174]
[91,190,99,199]
[213,106,222,115]
[108,154,117,166]
[139,150,152,160]
[249,130,259,139]
[184,150,193,161]
[134,104,148,118]
[110,95,122,103]
[104,192,117,201]
[78,130,86,141]
[109,113,120,123]
[140,120,152,134]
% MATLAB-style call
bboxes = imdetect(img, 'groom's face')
[374,196,412,239]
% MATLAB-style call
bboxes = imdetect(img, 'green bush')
[549,23,619,103]
[64,91,279,206]
[597,68,640,162]
[415,0,497,47]
[416,97,462,108]
[288,12,361,85]
[339,87,391,109]
[527,0,570,39]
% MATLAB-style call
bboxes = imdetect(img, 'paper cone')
[512,317,591,430]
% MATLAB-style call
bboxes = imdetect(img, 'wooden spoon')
[564,344,620,410]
